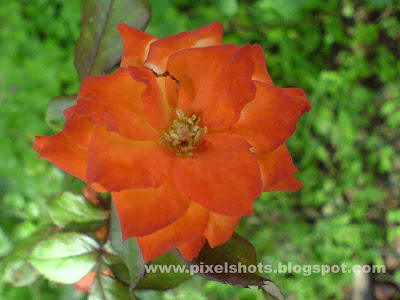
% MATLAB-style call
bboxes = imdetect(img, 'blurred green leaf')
[2,226,55,287]
[387,209,400,223]
[216,0,238,16]
[45,95,77,131]
[367,0,391,8]
[89,274,133,300]
[262,281,284,300]
[136,252,192,290]
[2,261,39,288]
[29,232,100,284]
[74,0,151,77]
[379,146,396,173]
[256,0,309,20]
[110,202,145,288]
[356,187,386,204]
[0,226,12,257]
[388,227,400,242]
[47,191,108,229]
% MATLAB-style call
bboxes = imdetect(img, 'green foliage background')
[0,0,399,299]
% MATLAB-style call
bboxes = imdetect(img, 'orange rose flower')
[34,22,310,262]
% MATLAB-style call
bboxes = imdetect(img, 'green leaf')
[0,226,12,257]
[367,0,390,8]
[47,192,108,229]
[102,242,131,285]
[136,252,192,290]
[388,209,400,223]
[74,0,151,78]
[2,226,55,287]
[108,261,131,285]
[45,95,77,131]
[29,232,100,284]
[173,233,283,300]
[89,274,134,300]
[258,0,308,20]
[216,0,238,16]
[110,202,145,288]
[2,261,39,288]
[104,247,191,291]
[262,281,284,300]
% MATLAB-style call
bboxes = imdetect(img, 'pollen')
[158,109,208,157]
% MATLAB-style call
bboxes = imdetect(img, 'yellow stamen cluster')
[159,109,207,157]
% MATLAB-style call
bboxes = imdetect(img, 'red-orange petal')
[258,144,301,192]
[61,112,94,148]
[76,68,158,141]
[173,133,262,217]
[229,81,303,155]
[283,88,311,115]
[251,44,273,85]
[168,44,237,115]
[74,272,96,292]
[117,23,156,67]
[265,176,303,192]
[128,66,171,131]
[177,235,207,261]
[34,114,94,181]
[167,44,238,117]
[73,269,114,293]
[165,75,179,111]
[167,44,256,130]
[112,175,190,238]
[91,183,108,193]
[63,105,77,122]
[83,186,99,206]
[204,213,240,248]
[86,127,173,191]
[145,21,223,74]
[137,202,209,262]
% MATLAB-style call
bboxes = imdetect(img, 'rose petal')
[112,175,190,238]
[192,44,256,130]
[204,213,240,248]
[144,21,223,74]
[86,127,173,191]
[76,68,158,141]
[283,88,311,115]
[251,44,273,85]
[74,272,96,292]
[91,183,107,193]
[73,269,113,293]
[258,144,301,192]
[128,66,171,131]
[61,113,94,148]
[165,75,179,111]
[117,23,156,67]
[265,176,303,192]
[83,186,99,206]
[177,235,207,261]
[173,133,262,217]
[34,114,94,181]
[137,202,209,262]
[167,44,237,116]
[229,81,303,155]
[63,105,77,122]
[167,44,256,130]
[35,133,87,180]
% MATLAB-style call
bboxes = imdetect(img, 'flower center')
[159,109,207,157]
